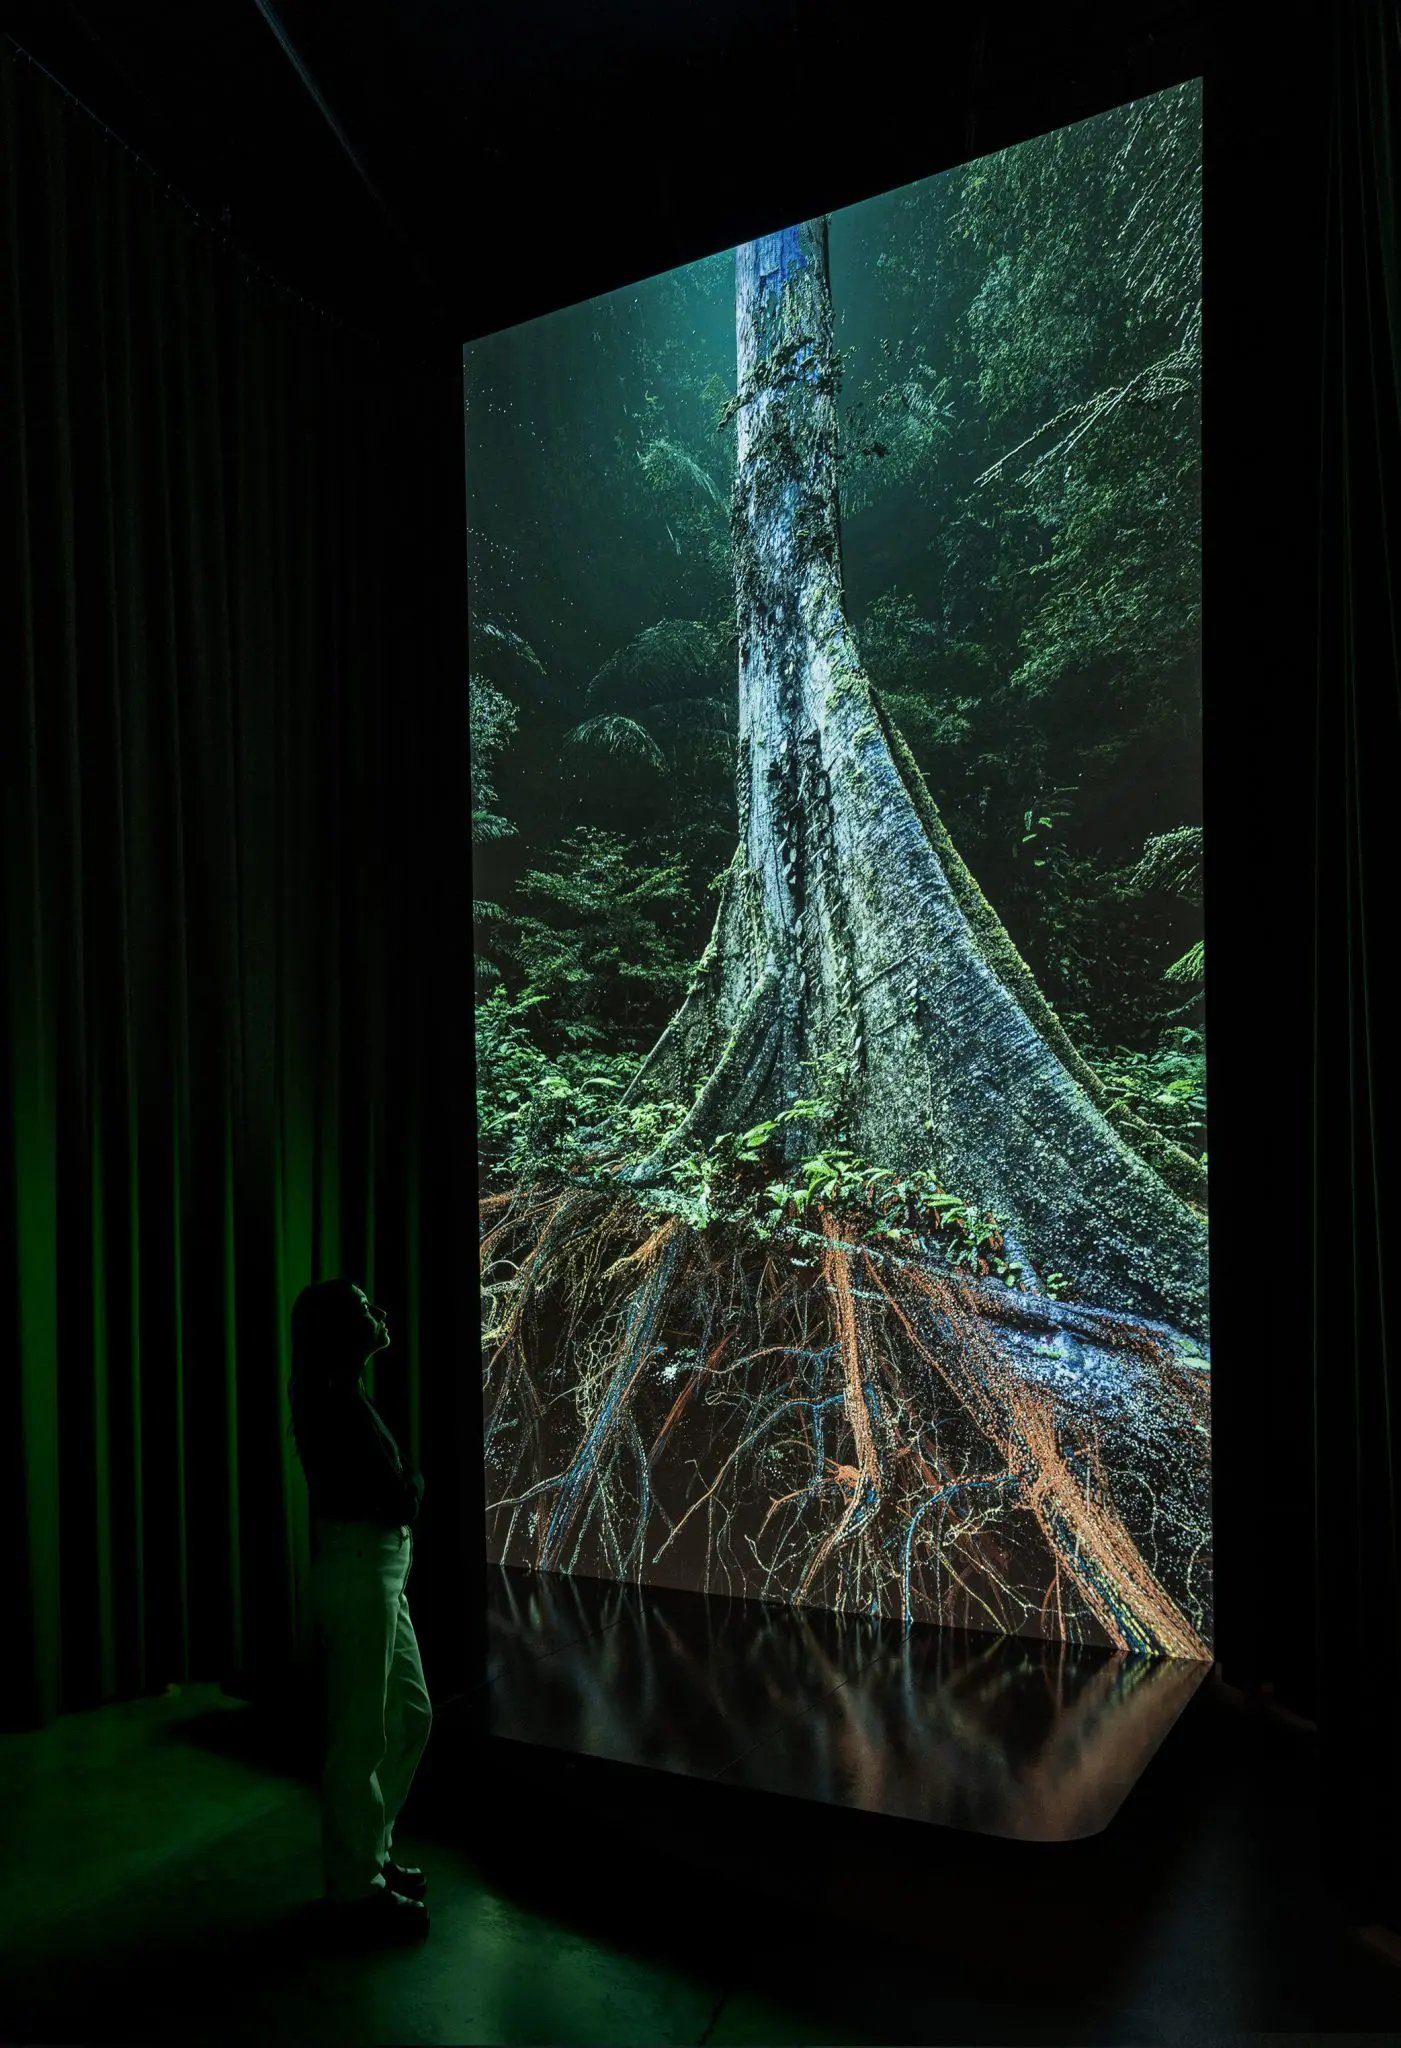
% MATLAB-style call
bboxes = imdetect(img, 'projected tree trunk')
[482,220,1212,1657]
[624,219,1206,1337]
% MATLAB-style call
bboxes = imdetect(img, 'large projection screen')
[470,83,1210,1655]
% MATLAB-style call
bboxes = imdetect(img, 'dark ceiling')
[6,0,1278,354]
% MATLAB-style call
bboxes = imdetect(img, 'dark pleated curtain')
[1,51,479,1731]
[1309,0,1401,1923]
[1194,0,1401,1929]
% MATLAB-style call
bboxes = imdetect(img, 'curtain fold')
[2,50,477,1731]
[1310,0,1401,1922]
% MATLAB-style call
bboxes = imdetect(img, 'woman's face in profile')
[349,1284,390,1363]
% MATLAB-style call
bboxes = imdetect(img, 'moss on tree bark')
[623,218,1208,1342]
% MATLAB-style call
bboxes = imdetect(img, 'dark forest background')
[468,84,1205,1189]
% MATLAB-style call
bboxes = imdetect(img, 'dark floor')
[477,1564,1211,1840]
[4,1571,1400,2046]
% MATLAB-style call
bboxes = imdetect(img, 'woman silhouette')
[289,1279,432,1940]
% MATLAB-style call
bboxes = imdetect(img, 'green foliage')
[614,1095,691,1154]
[472,619,546,685]
[500,827,695,1051]
[474,986,551,1151]
[957,84,1200,438]
[834,86,1203,1064]
[639,437,723,505]
[506,1065,628,1177]
[1002,446,1199,709]
[1016,796,1073,866]
[621,1102,1026,1284]
[618,261,737,600]
[567,619,737,879]
[470,619,541,980]
[575,621,734,770]
[1164,939,1205,986]
[474,985,642,1175]
[469,633,531,845]
[466,92,1206,1187]
[567,714,668,769]
[636,436,731,589]
[953,817,1199,1053]
[1125,825,1205,989]
[481,1032,1081,1295]
[854,590,939,690]
[1088,1026,1207,1164]
[840,339,957,518]
[1128,824,1203,900]
[467,253,737,1029]
[954,86,1201,714]
[857,593,983,757]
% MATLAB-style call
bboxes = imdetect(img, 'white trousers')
[310,1520,433,1902]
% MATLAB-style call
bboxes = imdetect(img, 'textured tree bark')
[624,218,1208,1344]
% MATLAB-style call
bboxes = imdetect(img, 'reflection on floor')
[4,1620,1399,2043]
[480,1564,1209,1839]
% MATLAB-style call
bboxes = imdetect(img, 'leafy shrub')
[633,1101,1026,1286]
[474,987,550,1154]
[475,985,643,1175]
[501,828,695,1051]
[1088,1026,1207,1164]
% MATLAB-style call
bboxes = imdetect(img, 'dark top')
[294,1381,425,1530]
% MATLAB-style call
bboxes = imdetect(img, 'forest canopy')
[468,80,1204,1192]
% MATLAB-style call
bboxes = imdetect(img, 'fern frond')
[1128,826,1203,899]
[471,619,545,677]
[587,620,721,705]
[638,438,723,504]
[973,338,1199,491]
[566,716,668,769]
[1164,939,1205,984]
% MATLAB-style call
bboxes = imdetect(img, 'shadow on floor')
[11,1593,1396,2044]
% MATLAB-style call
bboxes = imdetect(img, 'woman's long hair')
[287,1278,361,1459]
